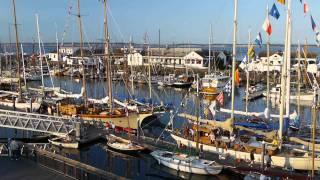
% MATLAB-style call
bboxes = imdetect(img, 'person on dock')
[189,128,194,140]
[264,154,272,170]
[230,133,236,148]
[209,131,215,144]
[250,150,255,167]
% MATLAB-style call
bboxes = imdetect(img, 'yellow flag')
[247,45,255,59]
[277,0,285,5]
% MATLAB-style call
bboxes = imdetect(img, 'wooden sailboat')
[153,73,223,175]
[57,0,153,131]
[169,0,320,171]
[106,134,145,153]
[0,0,41,112]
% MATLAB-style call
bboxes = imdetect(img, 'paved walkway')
[0,157,71,180]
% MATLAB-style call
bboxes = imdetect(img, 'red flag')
[262,16,272,36]
[304,1,308,16]
[216,92,224,106]
[235,68,240,85]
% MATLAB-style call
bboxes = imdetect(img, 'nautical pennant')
[235,69,240,85]
[255,32,262,48]
[277,0,285,5]
[216,92,224,106]
[247,45,255,59]
[269,3,280,20]
[262,16,272,36]
[316,30,320,47]
[223,80,232,96]
[304,1,309,16]
[311,15,317,31]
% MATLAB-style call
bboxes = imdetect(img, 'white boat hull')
[151,150,222,175]
[0,101,41,112]
[263,92,314,101]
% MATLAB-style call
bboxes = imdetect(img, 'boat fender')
[158,159,161,165]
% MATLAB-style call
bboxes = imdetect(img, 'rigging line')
[40,39,55,89]
[81,21,94,54]
[61,0,73,46]
[107,5,125,42]
[156,90,190,143]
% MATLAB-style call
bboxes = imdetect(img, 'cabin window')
[196,60,201,64]
[192,60,195,64]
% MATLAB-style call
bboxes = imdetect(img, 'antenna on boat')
[76,0,88,107]
[12,0,22,100]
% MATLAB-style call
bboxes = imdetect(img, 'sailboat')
[151,150,223,175]
[106,134,145,153]
[0,0,41,112]
[169,0,320,171]
[57,0,153,131]
[200,25,230,95]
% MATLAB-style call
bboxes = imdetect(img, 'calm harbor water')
[1,76,319,179]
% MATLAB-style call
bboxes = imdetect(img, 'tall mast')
[129,36,134,95]
[266,6,271,117]
[103,0,113,111]
[21,44,26,89]
[311,85,318,178]
[245,29,251,115]
[231,0,238,120]
[12,0,22,100]
[56,24,60,75]
[297,41,301,115]
[158,29,161,57]
[279,0,292,144]
[285,0,292,117]
[36,14,44,94]
[148,46,152,100]
[77,0,87,106]
[208,25,212,75]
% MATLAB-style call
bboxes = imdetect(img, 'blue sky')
[0,0,320,44]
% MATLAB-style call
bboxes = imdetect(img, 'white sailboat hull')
[151,150,223,175]
[0,101,41,112]
[263,92,314,101]
[171,134,320,171]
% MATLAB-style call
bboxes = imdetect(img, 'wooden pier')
[34,147,128,180]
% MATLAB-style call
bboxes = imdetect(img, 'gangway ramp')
[0,109,79,137]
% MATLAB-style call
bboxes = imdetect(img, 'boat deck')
[242,91,264,101]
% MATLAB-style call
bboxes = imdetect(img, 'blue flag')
[255,32,262,48]
[269,3,280,20]
[311,15,317,31]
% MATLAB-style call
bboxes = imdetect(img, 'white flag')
[209,101,216,117]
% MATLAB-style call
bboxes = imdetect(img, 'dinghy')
[151,150,223,175]
[106,134,145,153]
[48,137,79,149]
